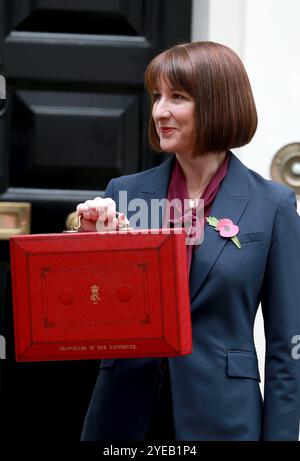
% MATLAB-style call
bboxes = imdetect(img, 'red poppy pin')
[206,217,241,248]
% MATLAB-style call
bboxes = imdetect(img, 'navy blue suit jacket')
[81,152,300,441]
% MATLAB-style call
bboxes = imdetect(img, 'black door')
[0,0,191,442]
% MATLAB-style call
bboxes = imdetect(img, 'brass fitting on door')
[271,143,300,196]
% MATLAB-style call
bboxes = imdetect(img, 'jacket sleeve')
[261,189,300,440]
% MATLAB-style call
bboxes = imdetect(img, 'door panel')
[10,89,140,189]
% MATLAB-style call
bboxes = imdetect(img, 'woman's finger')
[76,203,91,221]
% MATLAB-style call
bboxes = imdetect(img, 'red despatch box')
[10,228,192,361]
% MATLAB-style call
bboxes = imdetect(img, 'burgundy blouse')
[164,152,230,273]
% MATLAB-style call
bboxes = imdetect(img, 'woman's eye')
[173,93,185,100]
[152,93,161,101]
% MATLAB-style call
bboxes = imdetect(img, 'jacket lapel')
[189,154,249,303]
[138,155,175,228]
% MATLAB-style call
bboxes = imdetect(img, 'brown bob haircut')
[145,41,257,156]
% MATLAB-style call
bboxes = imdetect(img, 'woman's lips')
[159,127,176,135]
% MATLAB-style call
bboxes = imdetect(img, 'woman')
[77,42,300,441]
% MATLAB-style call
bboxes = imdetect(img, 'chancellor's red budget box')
[10,228,192,361]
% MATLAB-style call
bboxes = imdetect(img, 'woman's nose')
[153,99,171,119]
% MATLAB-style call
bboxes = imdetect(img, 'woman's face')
[152,78,196,156]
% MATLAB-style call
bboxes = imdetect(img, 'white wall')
[192,0,245,56]
[241,0,300,181]
[191,0,300,394]
[192,0,300,179]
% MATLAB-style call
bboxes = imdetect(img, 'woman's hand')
[76,197,129,232]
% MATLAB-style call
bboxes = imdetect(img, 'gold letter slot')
[0,202,31,239]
